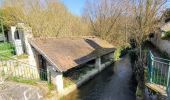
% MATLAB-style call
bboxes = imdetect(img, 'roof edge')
[28,39,64,72]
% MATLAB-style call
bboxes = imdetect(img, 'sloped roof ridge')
[32,36,97,39]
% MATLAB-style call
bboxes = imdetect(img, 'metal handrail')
[149,50,170,62]
[148,50,170,94]
[153,60,169,65]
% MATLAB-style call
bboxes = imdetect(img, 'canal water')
[63,56,137,100]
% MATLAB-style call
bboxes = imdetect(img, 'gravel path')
[0,82,44,100]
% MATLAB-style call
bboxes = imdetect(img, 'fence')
[0,54,51,83]
[147,51,170,91]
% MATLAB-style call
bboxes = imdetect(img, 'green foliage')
[0,42,15,57]
[114,48,122,61]
[114,44,131,61]
[161,31,170,39]
[10,77,37,85]
[120,45,131,57]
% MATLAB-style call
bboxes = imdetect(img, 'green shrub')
[120,45,131,57]
[114,48,121,61]
[114,44,131,61]
[0,42,15,57]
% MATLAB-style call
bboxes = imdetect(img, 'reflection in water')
[63,57,137,100]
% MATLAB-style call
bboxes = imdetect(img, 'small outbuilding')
[29,37,115,93]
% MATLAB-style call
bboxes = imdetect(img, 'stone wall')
[161,22,170,31]
[150,22,170,55]
[151,33,170,56]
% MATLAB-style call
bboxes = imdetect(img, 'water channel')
[63,56,137,100]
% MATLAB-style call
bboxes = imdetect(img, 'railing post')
[167,62,170,99]
[167,62,170,90]
[150,51,154,83]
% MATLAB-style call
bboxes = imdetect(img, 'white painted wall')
[46,62,64,93]
[55,72,64,93]
[8,26,24,55]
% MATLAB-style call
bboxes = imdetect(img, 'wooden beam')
[145,82,167,97]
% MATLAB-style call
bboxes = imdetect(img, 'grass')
[16,54,28,59]
[63,77,75,88]
[9,76,37,85]
[0,42,15,57]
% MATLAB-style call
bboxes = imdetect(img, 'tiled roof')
[29,37,115,72]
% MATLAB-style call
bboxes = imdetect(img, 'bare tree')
[83,0,130,46]
[127,0,167,99]
[129,0,167,57]
[1,0,89,37]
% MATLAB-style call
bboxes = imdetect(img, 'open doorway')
[38,55,47,80]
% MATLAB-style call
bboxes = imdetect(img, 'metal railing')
[147,51,170,91]
[0,54,51,83]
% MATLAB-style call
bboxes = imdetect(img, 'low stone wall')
[61,60,113,96]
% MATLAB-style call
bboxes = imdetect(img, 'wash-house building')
[29,37,115,93]
[7,23,115,93]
